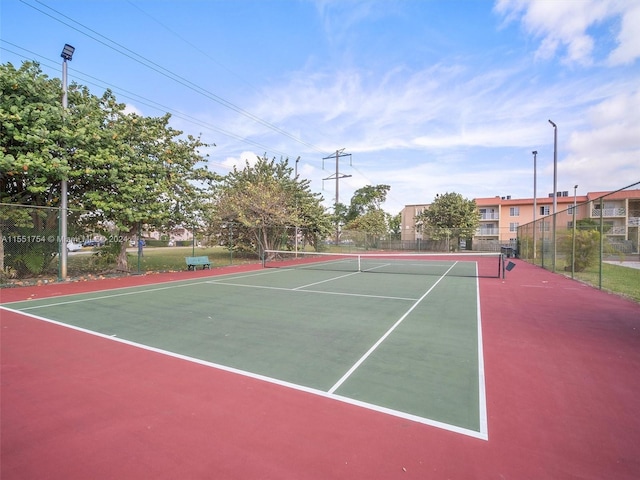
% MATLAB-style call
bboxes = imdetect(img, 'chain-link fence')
[517,181,640,301]
[337,228,474,252]
[0,204,260,285]
[1,204,63,281]
[1,202,470,285]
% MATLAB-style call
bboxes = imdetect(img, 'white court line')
[292,270,361,290]
[361,263,391,272]
[7,268,282,311]
[206,280,417,301]
[0,304,487,440]
[328,262,458,394]
[473,261,488,439]
[13,281,211,311]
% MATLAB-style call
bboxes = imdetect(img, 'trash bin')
[501,246,514,258]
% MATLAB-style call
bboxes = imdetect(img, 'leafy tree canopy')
[388,212,402,239]
[345,209,388,236]
[1,61,217,272]
[346,184,390,223]
[415,192,479,247]
[213,155,331,253]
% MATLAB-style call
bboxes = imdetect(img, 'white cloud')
[608,3,640,66]
[563,89,640,190]
[494,0,640,66]
[123,103,143,115]
[211,1,639,212]
[220,151,261,171]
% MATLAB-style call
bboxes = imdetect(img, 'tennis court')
[2,252,497,439]
[3,253,640,480]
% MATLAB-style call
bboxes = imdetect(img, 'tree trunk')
[117,240,129,271]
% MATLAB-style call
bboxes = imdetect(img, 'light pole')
[548,119,558,272]
[532,150,537,260]
[59,43,75,281]
[294,156,299,256]
[572,184,578,278]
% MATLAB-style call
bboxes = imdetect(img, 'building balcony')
[476,228,498,236]
[607,226,626,235]
[591,208,626,217]
[479,213,499,220]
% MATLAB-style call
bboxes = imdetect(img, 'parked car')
[67,240,83,252]
[83,239,104,247]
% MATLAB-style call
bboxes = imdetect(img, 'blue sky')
[2,0,639,214]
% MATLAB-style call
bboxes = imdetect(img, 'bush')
[561,229,601,272]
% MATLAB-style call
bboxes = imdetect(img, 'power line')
[126,0,264,98]
[21,0,330,156]
[0,41,291,158]
[125,0,334,159]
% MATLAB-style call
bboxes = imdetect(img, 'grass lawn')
[130,246,259,272]
[64,245,259,276]
[571,262,640,303]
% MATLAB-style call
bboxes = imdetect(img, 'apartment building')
[401,188,640,252]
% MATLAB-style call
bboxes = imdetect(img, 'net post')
[501,253,505,279]
[357,254,362,272]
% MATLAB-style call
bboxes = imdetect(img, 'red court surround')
[2,262,639,479]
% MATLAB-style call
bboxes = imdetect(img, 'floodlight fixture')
[61,44,75,61]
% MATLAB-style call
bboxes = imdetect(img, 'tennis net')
[263,250,504,278]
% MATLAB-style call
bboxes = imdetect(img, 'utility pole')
[323,149,352,245]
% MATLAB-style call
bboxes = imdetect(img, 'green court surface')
[4,261,488,439]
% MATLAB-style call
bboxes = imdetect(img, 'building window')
[540,206,550,216]
[509,222,519,232]
[509,207,519,217]
[567,206,575,215]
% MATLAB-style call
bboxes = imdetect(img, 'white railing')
[591,208,626,217]
[479,213,499,220]
[476,227,498,236]
[607,226,626,235]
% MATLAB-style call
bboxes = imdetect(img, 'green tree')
[344,209,388,248]
[415,192,480,251]
[345,184,390,223]
[80,105,216,270]
[1,61,216,274]
[388,212,402,239]
[330,202,349,242]
[213,155,331,254]
[1,61,107,274]
[342,184,392,247]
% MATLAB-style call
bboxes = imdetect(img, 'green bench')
[185,256,212,270]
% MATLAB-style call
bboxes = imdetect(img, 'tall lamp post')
[532,150,538,260]
[59,43,75,281]
[548,119,558,272]
[294,156,299,256]
[572,184,578,278]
